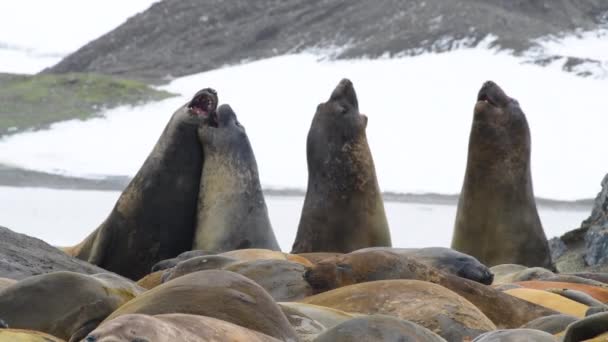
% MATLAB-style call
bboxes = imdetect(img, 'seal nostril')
[85,336,97,342]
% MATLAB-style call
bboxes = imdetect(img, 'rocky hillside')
[46,0,608,83]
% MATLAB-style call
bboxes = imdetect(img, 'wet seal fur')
[452,81,552,269]
[292,79,391,253]
[67,89,218,279]
[194,104,279,252]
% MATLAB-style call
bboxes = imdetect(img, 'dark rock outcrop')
[551,173,608,273]
[0,225,109,280]
[46,0,608,83]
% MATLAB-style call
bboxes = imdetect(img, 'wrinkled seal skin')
[67,89,218,280]
[292,79,391,253]
[193,104,280,252]
[452,81,552,269]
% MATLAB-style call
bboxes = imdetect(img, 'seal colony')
[3,80,608,341]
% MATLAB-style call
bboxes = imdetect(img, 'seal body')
[292,79,391,253]
[452,81,552,269]
[0,271,134,341]
[193,104,279,252]
[86,314,281,342]
[69,89,218,279]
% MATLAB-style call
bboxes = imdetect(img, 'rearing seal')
[66,89,218,279]
[193,104,280,252]
[451,81,552,269]
[291,79,391,253]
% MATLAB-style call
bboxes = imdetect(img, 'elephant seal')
[194,104,280,252]
[300,279,496,341]
[224,259,312,301]
[221,249,314,267]
[0,329,66,342]
[520,314,579,335]
[279,302,360,341]
[304,250,557,328]
[354,247,494,284]
[292,79,391,253]
[104,270,298,341]
[504,288,588,317]
[562,312,608,342]
[514,281,608,302]
[67,89,218,280]
[452,81,552,269]
[472,329,557,342]
[314,315,447,342]
[162,255,238,282]
[151,249,212,272]
[0,271,134,341]
[85,314,280,342]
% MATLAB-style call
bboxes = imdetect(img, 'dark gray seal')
[313,315,447,342]
[452,81,552,269]
[193,104,279,252]
[67,89,218,279]
[354,247,493,285]
[562,312,608,342]
[292,79,391,253]
[0,271,134,341]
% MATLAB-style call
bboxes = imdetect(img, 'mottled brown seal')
[292,79,391,253]
[193,104,280,252]
[452,81,552,269]
[66,89,218,279]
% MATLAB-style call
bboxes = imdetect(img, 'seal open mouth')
[188,88,218,127]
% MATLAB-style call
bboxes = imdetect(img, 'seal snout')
[477,81,509,108]
[330,78,359,109]
[215,104,239,128]
[188,88,218,126]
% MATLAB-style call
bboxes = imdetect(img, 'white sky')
[0,0,158,53]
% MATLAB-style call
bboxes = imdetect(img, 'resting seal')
[0,271,135,341]
[104,270,298,341]
[85,314,280,342]
[300,279,495,341]
[292,79,391,253]
[67,89,218,279]
[193,104,280,252]
[314,315,447,342]
[452,81,552,269]
[304,250,556,328]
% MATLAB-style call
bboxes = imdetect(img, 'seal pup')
[292,79,391,253]
[67,89,218,279]
[452,81,552,269]
[193,104,280,251]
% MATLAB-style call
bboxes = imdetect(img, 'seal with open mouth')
[451,81,552,269]
[291,79,391,253]
[65,88,218,280]
[193,104,280,252]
